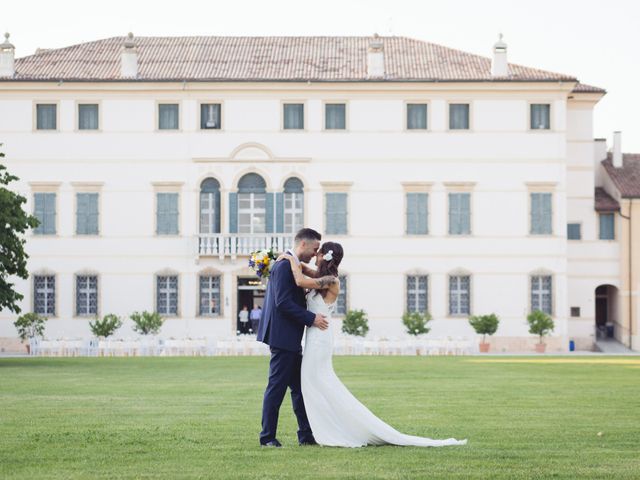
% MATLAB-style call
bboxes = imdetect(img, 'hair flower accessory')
[324,250,334,262]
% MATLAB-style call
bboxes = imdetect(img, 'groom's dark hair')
[294,228,322,243]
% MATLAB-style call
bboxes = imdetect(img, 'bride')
[279,242,467,448]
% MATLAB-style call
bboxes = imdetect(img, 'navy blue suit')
[257,257,316,445]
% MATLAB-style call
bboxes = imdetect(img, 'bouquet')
[248,248,278,279]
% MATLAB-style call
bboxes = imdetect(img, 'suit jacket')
[256,258,315,352]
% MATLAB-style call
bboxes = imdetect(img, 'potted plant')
[527,310,554,353]
[402,311,432,336]
[130,311,164,336]
[13,312,47,354]
[402,311,432,354]
[341,309,369,337]
[89,314,123,339]
[468,313,499,352]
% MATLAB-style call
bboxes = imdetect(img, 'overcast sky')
[4,0,639,151]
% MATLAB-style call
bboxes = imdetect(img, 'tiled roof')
[572,82,606,94]
[594,187,620,212]
[4,35,590,83]
[602,153,640,198]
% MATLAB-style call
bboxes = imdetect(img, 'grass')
[1,356,639,479]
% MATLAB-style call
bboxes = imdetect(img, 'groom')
[257,228,329,447]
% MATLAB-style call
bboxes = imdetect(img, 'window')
[76,275,98,316]
[199,275,221,316]
[448,193,471,235]
[34,275,55,316]
[36,104,57,130]
[156,193,179,235]
[336,275,347,315]
[570,307,581,317]
[406,192,428,235]
[78,104,99,130]
[325,103,346,130]
[406,275,428,313]
[449,275,470,316]
[33,192,56,235]
[76,193,99,235]
[200,103,221,129]
[157,275,178,316]
[530,104,550,130]
[531,275,552,315]
[158,103,179,130]
[531,193,552,235]
[325,192,348,235]
[599,213,615,240]
[237,174,267,234]
[283,178,304,233]
[567,223,581,240]
[407,103,427,130]
[200,178,221,234]
[283,103,304,130]
[449,103,469,130]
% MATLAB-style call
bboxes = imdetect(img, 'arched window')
[200,178,221,234]
[282,177,304,233]
[237,173,267,234]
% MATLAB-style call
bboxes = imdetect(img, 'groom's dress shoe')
[261,439,282,448]
[299,439,318,446]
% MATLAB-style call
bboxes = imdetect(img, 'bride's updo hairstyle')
[316,242,343,278]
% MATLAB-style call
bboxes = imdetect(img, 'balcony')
[198,234,294,258]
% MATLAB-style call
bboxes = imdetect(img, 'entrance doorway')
[595,285,618,339]
[237,277,266,334]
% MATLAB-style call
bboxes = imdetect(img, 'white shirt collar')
[287,249,301,265]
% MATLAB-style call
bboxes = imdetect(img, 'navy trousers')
[260,347,314,445]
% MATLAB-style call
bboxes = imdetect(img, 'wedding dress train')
[301,292,467,448]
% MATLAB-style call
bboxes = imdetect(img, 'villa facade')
[1,33,635,352]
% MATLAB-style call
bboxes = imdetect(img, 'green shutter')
[275,192,284,233]
[229,192,238,233]
[265,192,275,233]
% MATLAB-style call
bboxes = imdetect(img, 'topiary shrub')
[468,313,500,343]
[341,309,369,337]
[130,311,164,336]
[402,311,432,336]
[527,310,554,344]
[89,314,123,338]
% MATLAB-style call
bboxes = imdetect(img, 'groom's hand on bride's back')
[313,314,329,330]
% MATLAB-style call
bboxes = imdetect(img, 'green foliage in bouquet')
[341,309,369,337]
[130,311,164,336]
[402,311,432,336]
[89,314,123,338]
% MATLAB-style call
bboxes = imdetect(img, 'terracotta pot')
[479,342,490,353]
[535,342,546,353]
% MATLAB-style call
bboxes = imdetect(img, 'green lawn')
[1,356,639,479]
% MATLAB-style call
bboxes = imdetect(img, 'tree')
[468,313,500,343]
[341,309,369,337]
[89,314,123,338]
[402,311,432,336]
[0,146,40,314]
[130,311,164,335]
[527,310,555,344]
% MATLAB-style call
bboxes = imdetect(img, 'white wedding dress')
[301,291,468,448]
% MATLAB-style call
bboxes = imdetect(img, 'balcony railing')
[198,234,294,258]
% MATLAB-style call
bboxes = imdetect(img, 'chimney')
[491,33,509,77]
[120,32,138,78]
[612,131,623,168]
[0,32,15,78]
[367,33,384,78]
